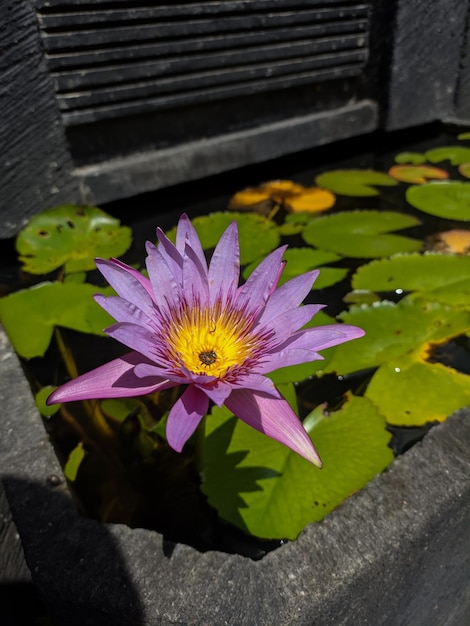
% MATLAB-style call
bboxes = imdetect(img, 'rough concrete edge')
[0,325,469,625]
[75,100,378,205]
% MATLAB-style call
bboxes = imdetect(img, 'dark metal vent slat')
[46,21,368,70]
[35,1,370,126]
[61,64,361,126]
[54,35,366,91]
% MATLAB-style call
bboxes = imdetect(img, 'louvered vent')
[35,0,369,127]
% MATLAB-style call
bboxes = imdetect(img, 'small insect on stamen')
[199,350,217,366]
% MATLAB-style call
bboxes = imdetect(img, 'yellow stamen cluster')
[166,303,255,378]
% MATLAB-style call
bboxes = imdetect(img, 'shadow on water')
[2,476,145,626]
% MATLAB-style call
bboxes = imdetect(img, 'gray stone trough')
[0,326,469,626]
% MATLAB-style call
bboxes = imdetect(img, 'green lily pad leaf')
[35,386,61,417]
[0,282,114,358]
[406,181,470,221]
[315,170,398,197]
[458,132,470,140]
[64,441,86,482]
[388,165,448,184]
[16,205,132,275]
[394,152,427,165]
[302,211,422,258]
[268,311,339,384]
[352,253,470,303]
[343,290,381,305]
[166,212,280,265]
[425,146,470,165]
[324,298,470,375]
[366,358,470,426]
[277,221,305,236]
[202,395,393,540]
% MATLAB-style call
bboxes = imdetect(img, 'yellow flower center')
[166,304,255,378]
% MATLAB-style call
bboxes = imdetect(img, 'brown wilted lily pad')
[228,180,335,214]
[425,229,470,255]
[388,165,449,184]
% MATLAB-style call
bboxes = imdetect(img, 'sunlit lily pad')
[324,298,470,375]
[388,165,448,184]
[228,180,335,214]
[35,386,61,417]
[425,146,470,165]
[166,212,281,265]
[0,282,114,358]
[352,253,470,303]
[315,170,398,196]
[394,152,426,165]
[64,441,86,481]
[302,210,421,258]
[458,132,470,140]
[201,395,393,539]
[16,205,132,274]
[365,357,470,426]
[406,181,470,221]
[458,163,470,178]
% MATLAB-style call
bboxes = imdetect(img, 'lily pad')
[201,395,393,539]
[394,152,427,165]
[406,182,470,221]
[0,282,114,358]
[16,205,132,274]
[324,298,470,375]
[166,212,281,265]
[388,165,448,184]
[366,357,470,426]
[301,210,422,258]
[458,132,470,140]
[64,441,86,482]
[425,146,470,165]
[352,253,470,303]
[315,170,398,196]
[458,163,470,178]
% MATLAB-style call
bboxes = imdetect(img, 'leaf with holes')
[201,395,393,539]
[301,210,421,258]
[16,205,132,274]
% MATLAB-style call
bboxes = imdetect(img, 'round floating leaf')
[16,205,132,274]
[228,181,335,214]
[302,210,421,258]
[388,165,449,184]
[406,181,470,221]
[366,358,470,426]
[458,132,470,140]
[0,282,114,358]
[425,229,470,255]
[394,152,427,165]
[64,441,86,482]
[325,298,470,375]
[458,163,470,178]
[425,146,470,165]
[315,170,398,196]
[35,386,61,417]
[166,212,281,265]
[352,253,470,300]
[202,395,393,539]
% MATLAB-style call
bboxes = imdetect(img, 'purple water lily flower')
[48,214,364,465]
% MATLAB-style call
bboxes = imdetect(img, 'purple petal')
[262,304,325,346]
[107,258,156,301]
[182,243,209,304]
[96,259,155,317]
[156,228,184,281]
[276,324,366,353]
[175,214,207,273]
[94,295,153,327]
[236,246,287,315]
[230,372,279,397]
[145,242,181,311]
[195,380,232,406]
[47,352,175,404]
[258,270,320,326]
[255,349,323,374]
[166,386,209,452]
[208,222,240,307]
[105,322,157,362]
[225,388,322,466]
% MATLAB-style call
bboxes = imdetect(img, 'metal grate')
[35,1,370,126]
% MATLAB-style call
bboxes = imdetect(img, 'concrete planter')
[0,326,469,626]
